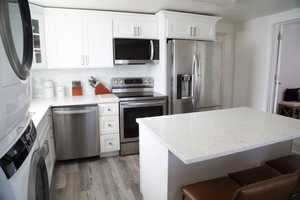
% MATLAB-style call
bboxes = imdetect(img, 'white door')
[85,13,113,68]
[272,20,300,112]
[45,9,84,69]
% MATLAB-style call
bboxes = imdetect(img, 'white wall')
[31,65,154,98]
[234,8,300,111]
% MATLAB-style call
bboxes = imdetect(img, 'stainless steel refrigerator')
[167,39,222,114]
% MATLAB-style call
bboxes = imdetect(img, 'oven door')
[120,99,167,143]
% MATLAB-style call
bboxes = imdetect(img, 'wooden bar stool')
[181,173,298,200]
[266,154,300,174]
[266,154,300,198]
[228,165,281,186]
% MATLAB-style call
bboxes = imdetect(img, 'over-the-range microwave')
[113,38,159,65]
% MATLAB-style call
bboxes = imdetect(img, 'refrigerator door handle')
[193,53,201,110]
[192,54,197,109]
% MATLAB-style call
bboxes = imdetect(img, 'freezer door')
[194,41,222,110]
[169,40,196,114]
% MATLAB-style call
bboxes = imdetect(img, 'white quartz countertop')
[137,107,300,164]
[30,94,119,126]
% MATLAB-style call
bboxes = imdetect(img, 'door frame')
[267,18,300,113]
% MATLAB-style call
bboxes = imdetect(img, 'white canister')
[56,86,65,98]
[44,80,54,98]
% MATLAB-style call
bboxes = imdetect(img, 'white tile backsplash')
[31,65,154,98]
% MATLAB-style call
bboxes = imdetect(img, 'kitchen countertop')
[137,107,300,164]
[30,94,119,126]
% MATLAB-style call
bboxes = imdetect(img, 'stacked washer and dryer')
[0,0,49,200]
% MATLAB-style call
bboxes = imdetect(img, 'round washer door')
[0,0,33,80]
[27,150,49,200]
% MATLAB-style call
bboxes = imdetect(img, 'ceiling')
[29,0,300,22]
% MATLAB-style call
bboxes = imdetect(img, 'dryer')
[0,120,49,200]
[0,0,33,144]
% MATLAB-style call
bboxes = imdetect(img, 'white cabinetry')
[113,14,158,39]
[85,12,113,68]
[36,109,56,185]
[45,9,113,69]
[98,103,120,156]
[158,11,221,41]
[30,4,47,69]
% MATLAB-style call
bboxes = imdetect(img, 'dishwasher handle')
[53,109,96,115]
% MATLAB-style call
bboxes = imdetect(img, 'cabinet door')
[45,9,84,69]
[30,5,47,69]
[167,20,193,39]
[166,14,220,40]
[113,20,136,38]
[85,13,113,68]
[113,15,158,39]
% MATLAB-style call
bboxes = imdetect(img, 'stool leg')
[182,194,186,200]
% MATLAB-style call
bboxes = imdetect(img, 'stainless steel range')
[112,77,167,155]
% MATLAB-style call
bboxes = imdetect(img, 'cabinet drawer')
[99,103,119,116]
[100,116,119,134]
[100,134,120,153]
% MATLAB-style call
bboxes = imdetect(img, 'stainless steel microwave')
[114,39,159,65]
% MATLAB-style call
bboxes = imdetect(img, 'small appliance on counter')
[56,85,65,98]
[44,80,54,98]
[72,81,83,96]
[88,76,111,95]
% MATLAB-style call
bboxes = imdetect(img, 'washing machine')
[0,120,49,200]
[0,0,33,146]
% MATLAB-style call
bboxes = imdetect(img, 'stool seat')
[181,173,298,200]
[182,177,240,200]
[266,154,300,174]
[229,165,281,186]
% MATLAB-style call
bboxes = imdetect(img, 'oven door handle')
[120,100,166,106]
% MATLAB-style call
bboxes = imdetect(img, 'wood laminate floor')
[50,155,142,200]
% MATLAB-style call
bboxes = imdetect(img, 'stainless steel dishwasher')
[52,105,99,160]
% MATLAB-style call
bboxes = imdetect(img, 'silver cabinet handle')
[81,55,85,65]
[138,26,141,36]
[190,26,193,37]
[193,27,197,37]
[133,26,137,36]
[86,55,89,66]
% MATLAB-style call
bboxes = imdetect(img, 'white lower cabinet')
[100,134,120,153]
[36,109,56,186]
[100,116,119,134]
[98,103,120,156]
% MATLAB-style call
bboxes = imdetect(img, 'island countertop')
[137,107,300,164]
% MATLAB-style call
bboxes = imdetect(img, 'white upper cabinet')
[44,9,113,69]
[113,14,158,39]
[84,12,113,68]
[30,4,47,69]
[158,11,221,41]
[45,9,84,69]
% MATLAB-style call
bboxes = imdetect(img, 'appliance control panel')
[112,77,154,88]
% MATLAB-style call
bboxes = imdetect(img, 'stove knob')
[119,80,124,85]
[113,80,118,85]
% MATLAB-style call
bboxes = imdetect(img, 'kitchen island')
[137,107,300,200]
